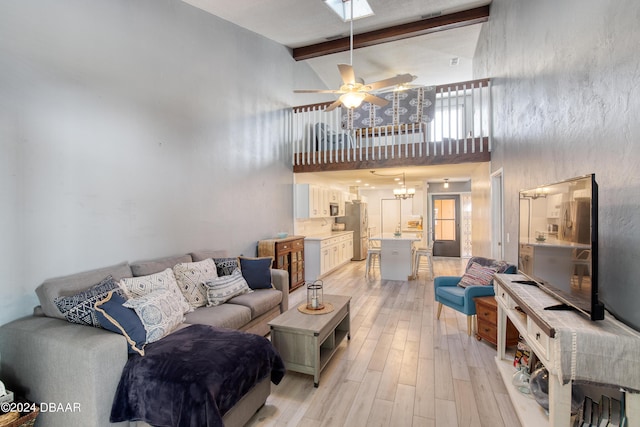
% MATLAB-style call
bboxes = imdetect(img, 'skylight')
[323,0,374,22]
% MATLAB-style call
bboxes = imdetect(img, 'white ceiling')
[181,0,490,188]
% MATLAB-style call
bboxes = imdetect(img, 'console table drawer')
[527,317,550,359]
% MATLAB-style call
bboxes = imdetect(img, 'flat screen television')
[518,174,604,321]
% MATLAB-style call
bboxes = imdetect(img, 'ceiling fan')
[294,0,416,112]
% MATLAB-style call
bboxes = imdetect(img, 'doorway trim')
[490,168,504,259]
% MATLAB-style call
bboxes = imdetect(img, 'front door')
[432,195,461,257]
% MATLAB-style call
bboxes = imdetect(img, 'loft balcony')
[290,79,492,173]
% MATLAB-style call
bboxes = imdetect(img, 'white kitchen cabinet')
[546,193,563,218]
[304,232,354,281]
[296,184,327,218]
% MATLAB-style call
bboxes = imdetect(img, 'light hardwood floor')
[247,257,522,427]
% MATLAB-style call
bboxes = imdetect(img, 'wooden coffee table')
[268,294,351,387]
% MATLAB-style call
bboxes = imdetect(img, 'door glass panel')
[434,199,457,241]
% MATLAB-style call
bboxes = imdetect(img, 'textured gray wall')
[474,0,640,330]
[0,0,325,325]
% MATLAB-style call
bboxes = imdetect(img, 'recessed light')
[364,183,370,186]
[394,177,401,181]
[355,179,362,183]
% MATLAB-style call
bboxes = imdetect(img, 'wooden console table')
[494,274,640,427]
[258,235,305,292]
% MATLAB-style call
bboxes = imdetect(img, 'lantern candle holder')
[306,280,324,310]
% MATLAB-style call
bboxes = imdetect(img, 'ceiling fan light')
[340,92,366,109]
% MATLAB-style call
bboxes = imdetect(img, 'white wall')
[0,0,326,325]
[474,0,640,330]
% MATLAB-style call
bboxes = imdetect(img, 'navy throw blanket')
[110,324,285,427]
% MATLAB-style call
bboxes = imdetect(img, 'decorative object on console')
[306,280,324,310]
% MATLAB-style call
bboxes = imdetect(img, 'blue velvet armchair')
[434,256,517,335]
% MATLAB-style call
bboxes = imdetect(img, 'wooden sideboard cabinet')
[473,296,519,347]
[258,236,305,292]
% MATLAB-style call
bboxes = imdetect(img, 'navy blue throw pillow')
[95,290,147,355]
[238,257,273,290]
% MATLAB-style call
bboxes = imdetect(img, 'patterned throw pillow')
[203,268,252,306]
[458,262,500,288]
[213,257,239,276]
[238,256,273,290]
[54,275,126,328]
[119,268,190,314]
[123,289,185,344]
[173,259,217,309]
[95,290,147,356]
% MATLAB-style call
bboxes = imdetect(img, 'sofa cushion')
[172,259,217,309]
[227,289,282,318]
[54,275,126,328]
[95,290,147,356]
[238,257,273,289]
[458,262,500,288]
[435,286,466,307]
[119,268,190,314]
[123,289,185,344]
[183,304,252,330]
[190,250,228,262]
[130,254,192,277]
[203,269,252,307]
[35,261,133,320]
[213,258,239,276]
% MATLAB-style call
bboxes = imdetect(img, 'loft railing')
[290,78,492,167]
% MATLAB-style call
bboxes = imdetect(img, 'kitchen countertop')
[370,233,420,241]
[304,231,353,241]
[520,237,590,249]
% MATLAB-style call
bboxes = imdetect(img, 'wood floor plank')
[344,370,383,426]
[414,356,436,419]
[453,379,482,427]
[435,398,459,427]
[366,398,394,427]
[245,258,521,427]
[391,384,416,426]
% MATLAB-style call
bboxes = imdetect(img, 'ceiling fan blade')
[366,73,416,91]
[294,89,344,94]
[363,94,389,107]
[324,99,343,112]
[338,64,356,86]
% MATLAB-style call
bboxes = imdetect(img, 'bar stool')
[413,242,434,279]
[365,234,381,277]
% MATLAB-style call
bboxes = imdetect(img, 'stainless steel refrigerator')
[337,201,369,260]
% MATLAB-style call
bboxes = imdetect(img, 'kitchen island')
[370,233,420,280]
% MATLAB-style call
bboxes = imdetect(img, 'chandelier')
[393,173,415,199]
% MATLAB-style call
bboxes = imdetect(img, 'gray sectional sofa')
[0,250,289,427]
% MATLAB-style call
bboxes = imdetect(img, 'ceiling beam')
[292,5,490,61]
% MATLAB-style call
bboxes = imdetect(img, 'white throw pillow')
[203,268,252,307]
[123,289,185,344]
[173,259,217,309]
[120,268,190,314]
